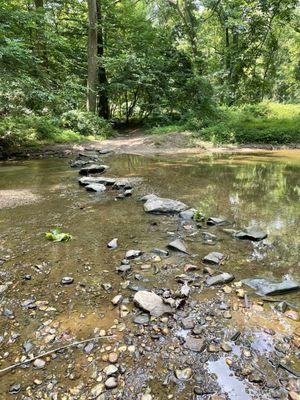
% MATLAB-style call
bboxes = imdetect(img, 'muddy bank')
[0,151,299,399]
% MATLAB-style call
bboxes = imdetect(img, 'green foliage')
[193,210,205,222]
[45,228,72,242]
[60,111,113,137]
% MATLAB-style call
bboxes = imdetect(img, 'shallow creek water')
[0,151,299,399]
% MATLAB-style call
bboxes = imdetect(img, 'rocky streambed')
[0,150,299,400]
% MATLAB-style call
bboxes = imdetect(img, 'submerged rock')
[85,183,106,192]
[133,290,173,317]
[79,164,109,176]
[202,252,225,265]
[167,239,189,254]
[235,228,267,241]
[141,194,188,214]
[242,277,299,296]
[206,273,234,286]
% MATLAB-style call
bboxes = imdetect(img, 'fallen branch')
[0,335,115,375]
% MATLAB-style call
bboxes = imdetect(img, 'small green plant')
[45,228,72,242]
[194,210,205,222]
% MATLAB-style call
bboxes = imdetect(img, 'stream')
[0,150,299,399]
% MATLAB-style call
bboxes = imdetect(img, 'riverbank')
[2,130,300,161]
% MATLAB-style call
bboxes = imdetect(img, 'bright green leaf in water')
[45,228,72,242]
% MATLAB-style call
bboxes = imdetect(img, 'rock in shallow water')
[167,239,189,254]
[85,183,106,192]
[207,217,228,226]
[184,336,206,352]
[242,277,299,296]
[79,164,109,176]
[141,194,188,214]
[202,252,225,265]
[133,291,173,317]
[78,176,116,186]
[235,228,267,241]
[61,277,74,285]
[206,273,234,286]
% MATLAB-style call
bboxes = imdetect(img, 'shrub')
[60,110,113,137]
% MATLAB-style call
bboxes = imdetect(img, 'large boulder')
[242,277,299,296]
[133,291,173,317]
[141,194,188,214]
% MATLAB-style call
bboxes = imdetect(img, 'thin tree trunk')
[87,0,98,113]
[97,0,110,119]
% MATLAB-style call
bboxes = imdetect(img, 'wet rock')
[141,194,188,214]
[84,342,94,354]
[23,275,31,281]
[202,232,217,241]
[206,273,234,286]
[105,376,118,389]
[33,358,46,369]
[202,252,225,265]
[180,282,190,297]
[9,383,21,395]
[111,294,123,306]
[107,238,118,249]
[71,159,89,168]
[79,164,109,176]
[79,176,116,186]
[133,291,173,317]
[126,249,142,259]
[184,335,206,352]
[208,344,219,353]
[61,277,74,285]
[133,314,150,325]
[221,342,232,352]
[113,177,142,190]
[86,183,106,192]
[242,277,299,296]
[235,228,267,241]
[167,239,189,254]
[248,372,263,383]
[275,301,288,313]
[179,208,196,220]
[124,189,133,197]
[175,367,192,380]
[207,217,227,226]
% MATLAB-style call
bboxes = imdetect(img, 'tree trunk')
[87,0,98,113]
[96,0,110,119]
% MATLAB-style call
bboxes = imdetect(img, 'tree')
[87,0,98,113]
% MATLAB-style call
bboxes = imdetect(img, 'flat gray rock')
[235,228,267,241]
[207,217,228,226]
[85,183,106,192]
[79,164,109,176]
[142,194,188,214]
[168,239,189,254]
[242,277,299,296]
[126,249,142,259]
[179,208,197,220]
[203,252,225,265]
[184,335,206,352]
[113,177,142,190]
[206,272,234,286]
[133,290,173,317]
[79,176,116,186]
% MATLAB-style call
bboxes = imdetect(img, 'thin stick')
[0,335,115,375]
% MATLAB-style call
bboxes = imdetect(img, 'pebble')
[33,358,46,369]
[208,344,219,353]
[105,376,118,389]
[221,342,232,352]
[108,352,119,363]
[175,367,192,380]
[103,365,118,376]
[9,383,21,394]
[91,383,105,397]
[61,277,74,285]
